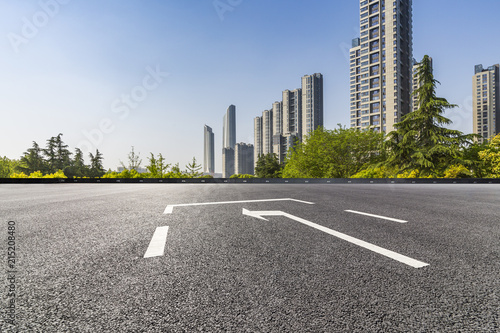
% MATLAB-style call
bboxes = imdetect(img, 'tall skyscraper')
[350,0,413,133]
[302,73,324,141]
[254,116,263,169]
[203,125,215,174]
[473,64,499,143]
[411,57,433,113]
[222,105,236,178]
[223,105,236,149]
[235,143,254,175]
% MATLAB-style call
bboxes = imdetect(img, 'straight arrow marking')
[144,226,169,258]
[243,209,429,269]
[164,198,314,214]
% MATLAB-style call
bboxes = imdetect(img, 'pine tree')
[89,149,105,178]
[385,55,475,176]
[19,141,46,174]
[185,157,202,178]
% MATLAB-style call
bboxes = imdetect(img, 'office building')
[349,0,413,133]
[302,73,324,141]
[203,125,215,175]
[473,64,499,143]
[235,143,254,175]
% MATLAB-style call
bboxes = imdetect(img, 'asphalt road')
[0,184,499,332]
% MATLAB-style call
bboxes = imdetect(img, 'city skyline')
[254,73,324,166]
[1,1,500,173]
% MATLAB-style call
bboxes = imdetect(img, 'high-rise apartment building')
[203,125,215,174]
[272,101,283,137]
[473,64,499,143]
[235,143,254,175]
[262,109,273,155]
[254,116,263,169]
[222,105,236,178]
[411,57,432,112]
[350,0,413,133]
[283,89,302,138]
[302,73,324,141]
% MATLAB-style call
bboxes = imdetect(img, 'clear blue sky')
[1,0,499,172]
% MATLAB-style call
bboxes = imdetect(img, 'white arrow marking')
[164,198,314,214]
[345,210,408,223]
[144,226,169,258]
[242,209,429,269]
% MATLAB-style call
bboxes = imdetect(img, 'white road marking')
[243,209,429,268]
[164,198,314,214]
[144,226,169,258]
[345,210,408,223]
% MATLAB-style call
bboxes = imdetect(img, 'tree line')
[1,134,105,178]
[0,136,205,179]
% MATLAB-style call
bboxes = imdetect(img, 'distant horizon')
[2,0,500,172]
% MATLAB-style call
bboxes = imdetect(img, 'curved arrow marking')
[164,198,314,214]
[243,209,429,269]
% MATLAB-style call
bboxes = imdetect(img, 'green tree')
[121,146,142,171]
[64,148,90,178]
[146,153,170,178]
[478,134,500,178]
[255,153,282,178]
[89,150,105,178]
[166,163,185,178]
[44,136,58,173]
[385,55,475,176]
[282,126,385,178]
[185,157,202,178]
[460,141,490,178]
[19,141,46,174]
[0,157,20,178]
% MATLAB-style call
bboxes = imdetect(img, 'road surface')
[1,183,499,332]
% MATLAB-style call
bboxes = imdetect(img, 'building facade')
[473,64,499,143]
[235,143,254,175]
[302,73,324,141]
[203,125,215,174]
[350,0,413,133]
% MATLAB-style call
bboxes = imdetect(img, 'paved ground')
[0,184,499,332]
